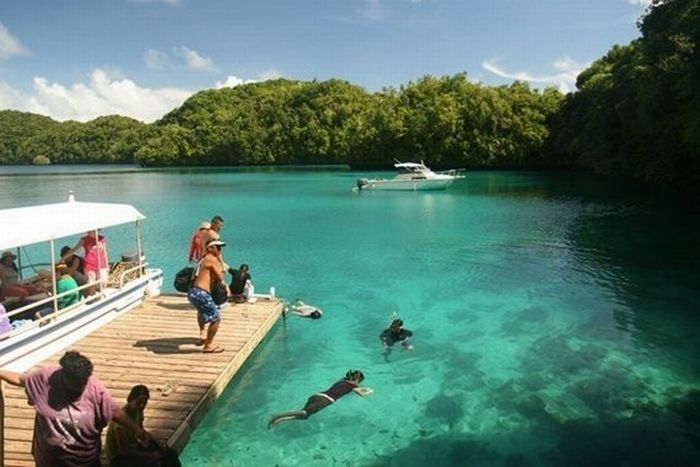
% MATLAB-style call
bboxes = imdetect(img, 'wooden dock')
[1,294,284,467]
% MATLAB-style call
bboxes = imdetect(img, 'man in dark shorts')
[267,370,373,428]
[188,239,227,354]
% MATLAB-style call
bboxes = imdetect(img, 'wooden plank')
[166,295,281,453]
[2,294,283,465]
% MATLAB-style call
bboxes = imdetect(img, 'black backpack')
[173,266,195,292]
[211,281,229,305]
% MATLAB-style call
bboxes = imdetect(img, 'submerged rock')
[425,394,464,426]
[536,390,598,423]
[517,306,550,323]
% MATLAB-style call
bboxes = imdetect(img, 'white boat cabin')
[0,193,163,371]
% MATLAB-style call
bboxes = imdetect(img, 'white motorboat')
[356,161,465,191]
[0,193,163,371]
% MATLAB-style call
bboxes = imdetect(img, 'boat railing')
[2,279,98,336]
[435,168,466,178]
[2,262,149,339]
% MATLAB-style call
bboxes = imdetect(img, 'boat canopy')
[394,162,427,169]
[0,197,145,250]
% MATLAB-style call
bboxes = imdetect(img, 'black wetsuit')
[380,328,413,347]
[303,380,356,416]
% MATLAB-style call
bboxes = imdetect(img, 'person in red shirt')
[188,222,210,263]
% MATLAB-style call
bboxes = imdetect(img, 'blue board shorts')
[188,286,221,323]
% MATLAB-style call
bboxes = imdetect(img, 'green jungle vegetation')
[0,0,697,184]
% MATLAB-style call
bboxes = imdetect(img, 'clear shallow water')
[1,167,698,466]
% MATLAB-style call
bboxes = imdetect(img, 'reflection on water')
[1,167,698,466]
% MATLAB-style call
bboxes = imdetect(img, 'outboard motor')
[356,178,369,190]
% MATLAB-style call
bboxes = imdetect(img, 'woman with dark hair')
[60,245,87,286]
[267,370,373,428]
[105,385,181,466]
[0,351,147,467]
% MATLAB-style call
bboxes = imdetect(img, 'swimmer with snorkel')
[267,370,372,428]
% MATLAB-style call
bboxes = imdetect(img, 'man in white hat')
[187,239,227,353]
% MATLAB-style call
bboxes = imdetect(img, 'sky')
[0,0,652,123]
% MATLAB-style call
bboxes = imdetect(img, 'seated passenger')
[228,264,251,303]
[33,263,81,320]
[60,245,86,286]
[56,263,80,310]
[0,251,44,298]
[105,385,181,467]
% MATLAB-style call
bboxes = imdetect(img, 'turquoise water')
[1,167,698,466]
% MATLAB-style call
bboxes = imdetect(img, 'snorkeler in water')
[267,370,372,428]
[287,300,323,319]
[380,319,414,350]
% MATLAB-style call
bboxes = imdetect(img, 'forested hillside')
[547,0,700,183]
[1,0,697,184]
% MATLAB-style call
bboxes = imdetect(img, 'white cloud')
[215,75,256,89]
[482,56,590,92]
[0,81,25,108]
[0,22,28,59]
[360,0,383,21]
[176,46,217,72]
[144,48,169,69]
[215,69,283,89]
[0,68,283,122]
[0,69,193,122]
[143,46,218,72]
[628,0,652,7]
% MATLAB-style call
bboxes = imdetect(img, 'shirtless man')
[199,216,224,259]
[187,239,227,353]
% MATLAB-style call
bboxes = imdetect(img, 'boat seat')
[107,261,141,288]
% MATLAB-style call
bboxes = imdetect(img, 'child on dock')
[267,370,372,428]
[105,385,181,467]
[0,351,147,467]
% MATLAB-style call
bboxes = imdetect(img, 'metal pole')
[136,220,143,277]
[15,247,22,282]
[95,229,103,295]
[50,240,58,314]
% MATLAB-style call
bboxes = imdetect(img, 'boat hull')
[0,268,163,371]
[360,178,455,191]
